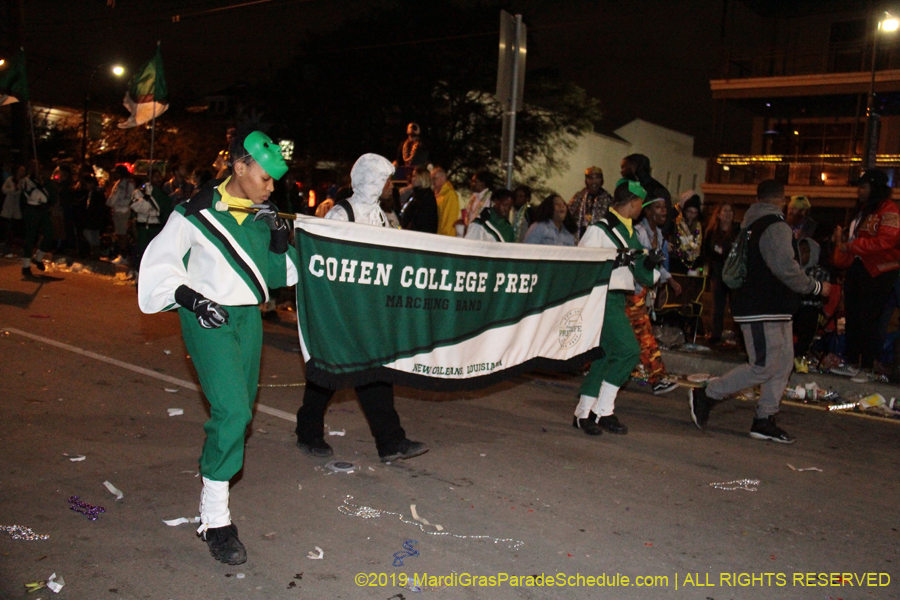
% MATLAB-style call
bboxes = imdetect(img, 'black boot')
[21,267,32,279]
[597,414,628,435]
[296,436,334,457]
[31,257,46,271]
[572,412,602,436]
[202,524,247,565]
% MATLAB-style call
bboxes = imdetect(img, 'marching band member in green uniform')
[573,179,664,436]
[138,130,298,565]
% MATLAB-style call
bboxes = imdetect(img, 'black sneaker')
[202,524,247,565]
[572,415,603,436]
[380,439,428,462]
[689,386,712,430]
[21,267,32,279]
[30,257,45,272]
[296,437,333,457]
[750,416,795,444]
[597,414,628,435]
[652,379,679,395]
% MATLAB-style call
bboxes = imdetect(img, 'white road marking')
[2,326,297,423]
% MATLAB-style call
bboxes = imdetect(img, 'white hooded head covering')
[337,153,393,226]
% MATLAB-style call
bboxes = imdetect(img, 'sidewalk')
[1,253,136,280]
[661,346,899,420]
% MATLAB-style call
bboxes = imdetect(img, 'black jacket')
[400,187,439,233]
[732,203,821,322]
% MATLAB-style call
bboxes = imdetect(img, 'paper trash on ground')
[167,408,184,416]
[103,481,124,500]
[163,517,201,526]
[47,573,65,593]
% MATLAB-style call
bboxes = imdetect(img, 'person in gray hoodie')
[688,180,830,443]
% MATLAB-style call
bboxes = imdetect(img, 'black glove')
[175,285,229,329]
[613,249,638,269]
[642,248,666,270]
[251,202,290,253]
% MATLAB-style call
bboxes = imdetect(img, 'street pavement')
[1,257,898,600]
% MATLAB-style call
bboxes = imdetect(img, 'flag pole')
[27,101,39,174]
[149,40,159,176]
[21,47,40,176]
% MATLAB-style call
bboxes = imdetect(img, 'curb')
[661,348,898,403]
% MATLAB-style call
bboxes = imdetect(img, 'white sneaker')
[829,364,860,377]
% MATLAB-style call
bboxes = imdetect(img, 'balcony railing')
[723,41,900,79]
[709,154,900,186]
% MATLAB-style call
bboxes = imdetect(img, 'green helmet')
[243,131,288,180]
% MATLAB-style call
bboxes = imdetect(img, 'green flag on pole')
[0,49,30,106]
[119,45,168,128]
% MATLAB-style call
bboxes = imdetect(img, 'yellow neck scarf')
[219,176,254,224]
[609,207,633,235]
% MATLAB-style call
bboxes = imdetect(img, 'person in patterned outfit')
[568,166,612,244]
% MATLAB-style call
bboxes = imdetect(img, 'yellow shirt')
[435,181,461,237]
[219,176,254,225]
[609,207,633,236]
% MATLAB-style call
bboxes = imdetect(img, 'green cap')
[615,177,647,200]
[244,131,288,180]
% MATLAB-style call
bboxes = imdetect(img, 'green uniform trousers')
[22,204,54,258]
[580,291,641,397]
[179,305,262,482]
[136,224,162,269]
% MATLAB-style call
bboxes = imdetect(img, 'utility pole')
[497,10,526,190]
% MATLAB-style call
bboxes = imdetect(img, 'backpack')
[722,214,782,289]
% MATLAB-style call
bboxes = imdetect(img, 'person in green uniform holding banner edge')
[138,129,298,566]
[573,179,665,436]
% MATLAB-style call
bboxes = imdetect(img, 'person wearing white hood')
[295,153,428,462]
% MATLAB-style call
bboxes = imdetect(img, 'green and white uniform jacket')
[579,211,659,292]
[138,184,299,314]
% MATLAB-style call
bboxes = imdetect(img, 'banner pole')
[149,41,160,175]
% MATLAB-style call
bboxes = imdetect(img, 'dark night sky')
[11,0,727,155]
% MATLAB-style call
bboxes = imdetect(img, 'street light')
[81,63,126,162]
[862,11,899,170]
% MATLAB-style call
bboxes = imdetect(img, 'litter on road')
[167,408,184,416]
[307,546,324,560]
[1,525,49,540]
[162,517,201,527]
[103,481,124,500]
[68,496,106,520]
[709,479,760,491]
[410,504,444,531]
[392,539,419,567]
[787,464,823,472]
[338,495,524,549]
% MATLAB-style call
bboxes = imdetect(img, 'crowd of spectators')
[3,137,899,385]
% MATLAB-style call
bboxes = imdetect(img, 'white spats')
[197,477,231,534]
[591,382,620,417]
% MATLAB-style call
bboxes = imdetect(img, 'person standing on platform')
[431,166,460,237]
[569,166,612,244]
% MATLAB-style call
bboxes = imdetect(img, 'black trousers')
[295,380,406,455]
[844,261,899,368]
